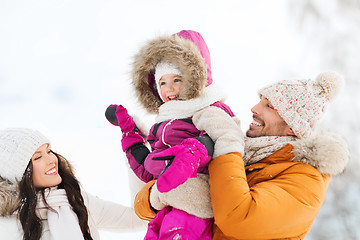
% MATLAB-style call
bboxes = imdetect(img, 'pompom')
[316,71,344,101]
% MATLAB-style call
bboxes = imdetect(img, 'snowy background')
[1,0,359,239]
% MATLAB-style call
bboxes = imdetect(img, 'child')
[106,30,244,239]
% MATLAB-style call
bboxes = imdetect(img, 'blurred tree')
[287,0,360,239]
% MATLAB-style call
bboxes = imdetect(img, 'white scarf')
[36,188,84,240]
[156,84,226,122]
[243,136,297,166]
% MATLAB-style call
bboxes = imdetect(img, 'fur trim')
[0,177,19,216]
[131,34,208,114]
[192,106,245,157]
[155,84,226,122]
[150,174,213,219]
[291,132,349,175]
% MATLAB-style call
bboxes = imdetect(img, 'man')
[134,71,349,239]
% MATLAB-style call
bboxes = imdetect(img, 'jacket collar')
[246,133,349,176]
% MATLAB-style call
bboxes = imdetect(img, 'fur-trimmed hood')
[0,177,19,217]
[291,132,349,175]
[131,30,212,114]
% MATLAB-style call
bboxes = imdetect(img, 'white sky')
[0,0,338,239]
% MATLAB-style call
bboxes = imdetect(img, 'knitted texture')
[0,128,50,183]
[258,71,344,138]
[154,61,182,84]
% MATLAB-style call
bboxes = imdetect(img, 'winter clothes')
[146,206,213,240]
[120,30,244,240]
[134,132,349,239]
[154,138,209,193]
[0,128,50,183]
[128,90,237,183]
[131,30,212,115]
[210,135,348,239]
[125,30,243,183]
[242,135,297,165]
[258,71,344,138]
[0,186,146,240]
[150,174,213,219]
[36,189,85,240]
[0,128,146,239]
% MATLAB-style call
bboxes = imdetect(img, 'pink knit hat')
[258,71,344,138]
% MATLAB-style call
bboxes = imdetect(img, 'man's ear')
[287,128,296,136]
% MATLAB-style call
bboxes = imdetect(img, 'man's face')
[246,96,294,137]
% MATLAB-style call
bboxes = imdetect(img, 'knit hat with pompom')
[258,71,344,138]
[0,128,50,183]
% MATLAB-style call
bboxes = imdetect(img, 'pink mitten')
[154,138,208,193]
[105,104,137,133]
[105,104,144,151]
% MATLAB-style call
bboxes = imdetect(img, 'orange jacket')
[210,144,330,239]
[135,134,349,239]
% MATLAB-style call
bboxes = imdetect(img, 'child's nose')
[167,83,175,91]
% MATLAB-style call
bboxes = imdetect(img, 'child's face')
[31,143,62,189]
[159,74,183,102]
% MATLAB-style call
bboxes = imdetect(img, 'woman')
[0,128,146,240]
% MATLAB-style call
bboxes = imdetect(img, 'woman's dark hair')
[17,151,93,240]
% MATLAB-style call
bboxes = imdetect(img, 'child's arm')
[125,144,156,182]
[105,105,145,151]
[106,105,156,182]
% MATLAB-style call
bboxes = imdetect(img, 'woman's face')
[31,144,62,188]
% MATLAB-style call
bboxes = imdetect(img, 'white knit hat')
[154,61,182,102]
[258,71,344,138]
[0,128,50,183]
